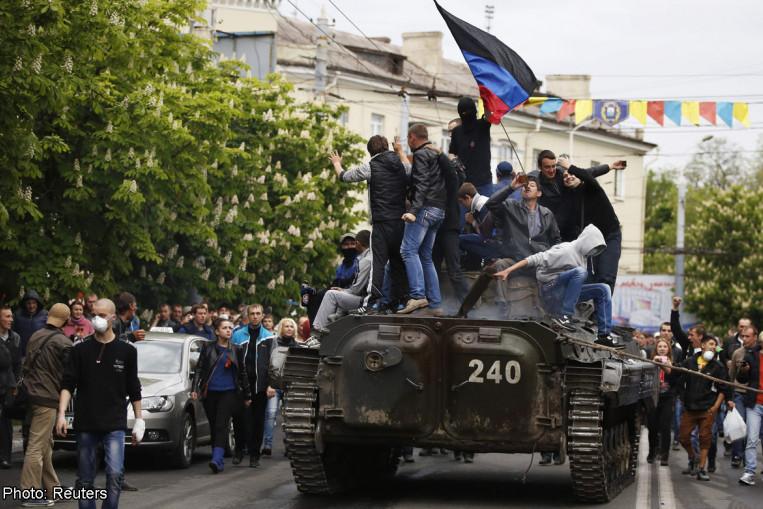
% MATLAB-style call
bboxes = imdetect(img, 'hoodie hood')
[458,96,477,129]
[19,290,44,317]
[574,224,606,258]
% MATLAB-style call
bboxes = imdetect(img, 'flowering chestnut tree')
[0,0,364,317]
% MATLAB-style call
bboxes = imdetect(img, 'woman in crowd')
[647,337,675,466]
[296,315,310,342]
[62,300,94,341]
[261,318,299,456]
[262,314,276,334]
[191,318,251,473]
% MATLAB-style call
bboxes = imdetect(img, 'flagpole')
[499,122,526,175]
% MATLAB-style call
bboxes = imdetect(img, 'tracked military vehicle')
[273,269,660,503]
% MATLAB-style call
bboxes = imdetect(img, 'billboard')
[612,275,696,333]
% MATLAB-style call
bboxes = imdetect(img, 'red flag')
[647,101,664,126]
[557,100,576,122]
[700,102,716,125]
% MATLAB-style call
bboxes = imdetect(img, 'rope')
[562,336,763,396]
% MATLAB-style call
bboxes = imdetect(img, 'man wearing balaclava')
[449,97,494,198]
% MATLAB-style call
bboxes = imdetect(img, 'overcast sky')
[280,0,763,170]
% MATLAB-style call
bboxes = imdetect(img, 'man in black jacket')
[676,334,734,481]
[330,135,409,314]
[0,306,20,469]
[735,339,763,485]
[398,123,449,315]
[242,330,276,468]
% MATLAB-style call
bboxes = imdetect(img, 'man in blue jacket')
[13,290,48,358]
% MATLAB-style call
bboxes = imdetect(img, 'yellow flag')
[733,103,750,128]
[575,100,593,124]
[630,101,647,126]
[524,97,548,107]
[478,98,485,118]
[682,101,699,126]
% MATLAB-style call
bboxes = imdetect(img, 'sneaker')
[397,298,429,314]
[551,315,576,331]
[739,472,756,485]
[121,479,139,491]
[249,455,260,468]
[672,440,680,451]
[553,454,563,465]
[463,452,474,463]
[682,457,698,475]
[707,458,716,473]
[232,450,244,465]
[724,442,732,457]
[261,447,272,456]
[660,453,669,466]
[453,451,463,461]
[402,452,414,463]
[732,455,742,468]
[349,306,370,316]
[0,460,10,469]
[21,500,54,508]
[697,468,710,481]
[418,448,434,456]
[539,456,552,465]
[595,334,626,349]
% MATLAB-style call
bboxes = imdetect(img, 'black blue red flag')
[435,1,537,123]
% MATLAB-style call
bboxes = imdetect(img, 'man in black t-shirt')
[57,298,143,508]
[449,97,494,226]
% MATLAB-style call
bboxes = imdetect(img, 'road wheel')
[171,412,196,469]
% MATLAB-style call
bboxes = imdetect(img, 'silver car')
[54,332,236,468]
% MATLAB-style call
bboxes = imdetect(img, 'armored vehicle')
[273,272,660,503]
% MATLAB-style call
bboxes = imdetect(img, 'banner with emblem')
[594,100,630,126]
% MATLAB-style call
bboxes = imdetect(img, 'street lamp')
[569,118,593,162]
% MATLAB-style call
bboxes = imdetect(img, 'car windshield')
[136,341,183,374]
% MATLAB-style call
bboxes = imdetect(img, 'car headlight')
[142,395,175,413]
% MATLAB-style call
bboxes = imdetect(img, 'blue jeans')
[263,389,282,449]
[732,393,748,458]
[691,416,718,458]
[401,206,445,308]
[76,430,125,509]
[578,283,612,335]
[744,404,763,475]
[674,398,683,442]
[539,267,587,316]
[459,234,501,261]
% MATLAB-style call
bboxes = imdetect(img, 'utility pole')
[314,5,328,99]
[485,5,494,33]
[674,168,687,302]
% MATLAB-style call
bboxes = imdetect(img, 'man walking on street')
[56,298,143,509]
[19,303,71,506]
[0,306,20,469]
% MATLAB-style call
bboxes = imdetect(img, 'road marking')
[636,427,652,509]
[657,457,677,509]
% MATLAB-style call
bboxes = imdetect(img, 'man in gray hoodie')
[494,224,622,349]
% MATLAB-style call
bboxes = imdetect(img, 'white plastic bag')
[723,407,747,443]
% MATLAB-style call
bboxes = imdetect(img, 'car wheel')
[223,418,236,458]
[172,412,196,469]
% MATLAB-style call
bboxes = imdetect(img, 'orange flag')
[558,100,576,122]
[699,102,716,125]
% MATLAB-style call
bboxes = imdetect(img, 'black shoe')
[418,448,434,456]
[553,454,563,465]
[682,457,698,475]
[660,453,669,466]
[121,479,138,491]
[261,447,272,456]
[697,468,710,481]
[369,305,394,316]
[349,306,369,316]
[551,315,576,331]
[249,456,260,468]
[453,451,463,461]
[595,334,626,349]
[732,455,742,468]
[209,460,220,474]
[232,451,244,465]
[647,450,656,464]
[439,448,448,455]
[707,458,716,473]
[539,456,552,465]
[463,452,474,463]
[0,460,10,469]
[402,453,414,463]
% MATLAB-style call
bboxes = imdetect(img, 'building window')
[614,169,625,199]
[370,114,384,136]
[339,111,348,127]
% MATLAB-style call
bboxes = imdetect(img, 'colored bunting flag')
[558,100,575,122]
[575,100,593,124]
[682,101,699,126]
[700,102,716,125]
[539,98,563,114]
[630,101,647,126]
[717,102,733,128]
[733,102,750,128]
[594,100,630,126]
[435,1,537,124]
[665,101,682,126]
[648,101,664,126]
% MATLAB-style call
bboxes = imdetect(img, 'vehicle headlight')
[142,395,175,413]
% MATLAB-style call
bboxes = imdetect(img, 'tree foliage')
[643,169,677,274]
[683,186,763,331]
[685,137,749,190]
[0,0,364,318]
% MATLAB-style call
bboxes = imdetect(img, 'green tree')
[643,169,677,274]
[683,186,763,331]
[685,137,749,190]
[0,0,363,318]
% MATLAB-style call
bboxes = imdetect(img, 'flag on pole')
[435,1,537,124]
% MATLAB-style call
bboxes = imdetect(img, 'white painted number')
[467,359,521,385]
[468,359,484,383]
[486,360,502,383]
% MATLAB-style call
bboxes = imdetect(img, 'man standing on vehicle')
[18,303,71,506]
[56,298,143,509]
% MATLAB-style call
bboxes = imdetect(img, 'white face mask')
[702,350,715,362]
[92,315,110,334]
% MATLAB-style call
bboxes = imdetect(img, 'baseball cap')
[339,233,355,244]
[496,161,514,176]
[47,303,71,328]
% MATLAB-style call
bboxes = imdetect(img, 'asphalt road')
[1,427,762,508]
